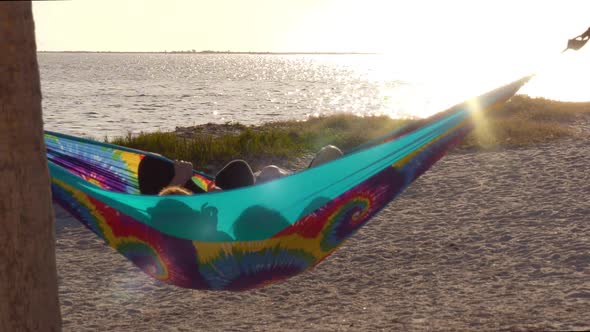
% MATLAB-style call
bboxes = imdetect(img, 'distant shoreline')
[37,50,379,55]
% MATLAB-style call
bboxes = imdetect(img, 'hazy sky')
[32,0,590,100]
[33,0,589,54]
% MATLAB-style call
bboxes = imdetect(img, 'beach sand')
[54,118,590,331]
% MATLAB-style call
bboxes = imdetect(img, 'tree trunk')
[0,2,62,331]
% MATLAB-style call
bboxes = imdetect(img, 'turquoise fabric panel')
[48,76,531,242]
[49,110,463,240]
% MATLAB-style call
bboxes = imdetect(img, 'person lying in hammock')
[255,145,344,184]
[138,145,343,195]
[137,157,250,195]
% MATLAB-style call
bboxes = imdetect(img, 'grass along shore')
[110,96,590,174]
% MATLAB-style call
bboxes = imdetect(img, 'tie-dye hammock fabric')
[47,76,530,291]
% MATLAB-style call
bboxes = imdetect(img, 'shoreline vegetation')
[109,95,590,175]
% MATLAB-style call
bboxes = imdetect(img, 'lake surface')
[38,53,525,139]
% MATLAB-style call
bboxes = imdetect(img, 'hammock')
[48,76,530,291]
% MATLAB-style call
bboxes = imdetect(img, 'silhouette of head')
[232,206,290,241]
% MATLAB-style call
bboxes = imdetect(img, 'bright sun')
[521,48,590,101]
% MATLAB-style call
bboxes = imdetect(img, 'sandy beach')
[54,117,590,331]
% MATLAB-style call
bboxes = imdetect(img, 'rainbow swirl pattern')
[48,76,531,291]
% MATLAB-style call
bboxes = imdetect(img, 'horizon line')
[37,50,380,55]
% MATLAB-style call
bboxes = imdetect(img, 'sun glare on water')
[305,0,590,117]
[347,42,590,120]
[346,51,535,120]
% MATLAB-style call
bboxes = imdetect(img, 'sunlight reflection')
[330,53,537,120]
[467,98,496,149]
[324,46,590,121]
[521,48,590,101]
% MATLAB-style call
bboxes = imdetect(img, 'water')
[38,52,517,139]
